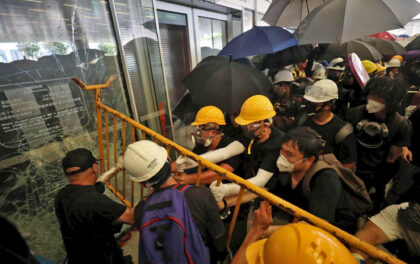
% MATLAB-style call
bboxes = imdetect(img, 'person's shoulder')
[218,135,235,148]
[268,127,285,145]
[313,168,341,184]
[184,185,212,197]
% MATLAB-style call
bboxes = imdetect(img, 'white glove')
[176,156,198,171]
[116,156,124,169]
[404,105,417,119]
[210,181,227,202]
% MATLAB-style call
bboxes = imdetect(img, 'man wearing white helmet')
[294,79,357,170]
[326,57,346,84]
[124,140,226,263]
[270,69,295,131]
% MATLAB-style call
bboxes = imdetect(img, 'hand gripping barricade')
[72,76,406,264]
[137,184,210,264]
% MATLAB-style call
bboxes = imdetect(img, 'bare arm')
[342,162,356,170]
[174,163,234,185]
[115,207,135,225]
[386,145,403,163]
[232,201,272,264]
[352,220,390,260]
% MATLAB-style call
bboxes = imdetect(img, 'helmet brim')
[246,238,267,264]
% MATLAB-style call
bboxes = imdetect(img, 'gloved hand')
[116,156,124,170]
[210,181,227,202]
[176,156,198,171]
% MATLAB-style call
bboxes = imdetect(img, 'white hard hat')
[273,70,294,84]
[384,58,401,68]
[326,58,345,71]
[312,68,327,80]
[123,140,168,182]
[304,79,338,103]
[311,62,324,72]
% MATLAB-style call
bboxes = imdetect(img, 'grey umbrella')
[262,0,327,28]
[295,0,420,44]
[360,37,407,55]
[320,40,383,62]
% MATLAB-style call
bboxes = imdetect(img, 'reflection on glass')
[198,17,227,60]
[232,17,242,39]
[0,0,167,262]
[243,9,254,32]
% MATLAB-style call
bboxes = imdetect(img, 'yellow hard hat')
[246,223,357,264]
[361,60,377,74]
[391,55,403,62]
[191,106,226,126]
[235,95,276,126]
[376,63,387,73]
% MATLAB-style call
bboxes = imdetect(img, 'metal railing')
[72,76,405,264]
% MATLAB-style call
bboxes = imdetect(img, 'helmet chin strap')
[247,120,269,154]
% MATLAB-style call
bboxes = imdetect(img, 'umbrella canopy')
[361,37,406,55]
[218,26,297,59]
[368,32,396,40]
[262,44,313,69]
[295,0,420,44]
[183,56,271,113]
[320,40,383,62]
[262,0,327,28]
[405,35,420,51]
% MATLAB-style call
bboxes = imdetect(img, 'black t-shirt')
[134,185,226,255]
[236,127,284,177]
[347,106,411,176]
[55,182,126,264]
[302,115,357,164]
[267,169,355,232]
[191,135,240,172]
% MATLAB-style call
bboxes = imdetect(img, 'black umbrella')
[320,40,383,62]
[183,56,271,113]
[360,37,406,55]
[172,91,200,124]
[262,45,313,69]
[405,35,420,51]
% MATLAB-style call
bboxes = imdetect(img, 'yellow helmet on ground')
[391,55,403,62]
[235,95,276,126]
[362,60,377,74]
[191,106,226,126]
[246,223,357,264]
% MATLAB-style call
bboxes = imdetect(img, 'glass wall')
[198,17,227,59]
[0,0,167,262]
[243,9,254,32]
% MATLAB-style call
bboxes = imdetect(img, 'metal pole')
[151,0,177,143]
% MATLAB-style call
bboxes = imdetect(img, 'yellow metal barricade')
[72,77,405,264]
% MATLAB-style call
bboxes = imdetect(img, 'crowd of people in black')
[48,54,420,264]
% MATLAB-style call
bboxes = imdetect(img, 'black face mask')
[242,129,258,140]
[327,71,341,83]
[305,102,324,116]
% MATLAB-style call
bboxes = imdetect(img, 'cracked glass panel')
[0,0,161,262]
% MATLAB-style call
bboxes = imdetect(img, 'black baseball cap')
[62,148,98,176]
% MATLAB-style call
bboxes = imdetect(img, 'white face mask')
[366,99,385,114]
[276,154,305,173]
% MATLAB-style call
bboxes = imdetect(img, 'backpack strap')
[387,113,405,143]
[335,122,354,144]
[302,156,334,197]
[172,184,192,193]
[297,112,309,127]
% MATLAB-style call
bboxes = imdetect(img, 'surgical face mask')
[366,99,385,114]
[276,154,305,172]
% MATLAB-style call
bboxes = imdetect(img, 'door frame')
[155,1,198,68]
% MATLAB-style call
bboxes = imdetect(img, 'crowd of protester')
[26,53,418,264]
